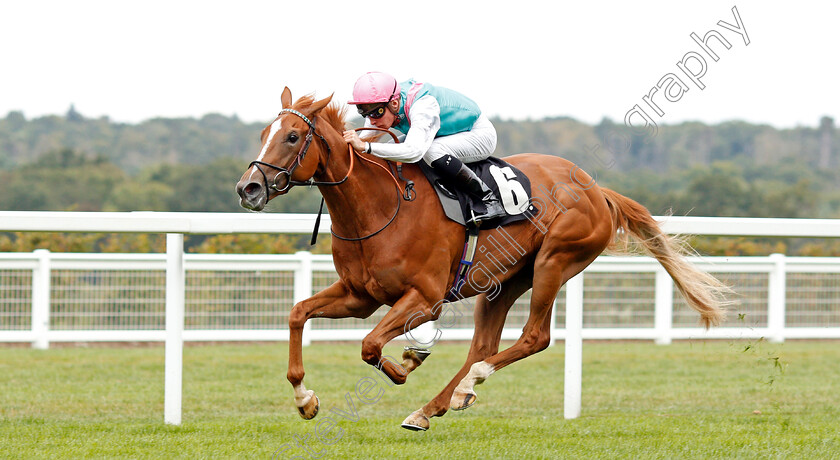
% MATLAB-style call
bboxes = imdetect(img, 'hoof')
[403,346,431,362]
[297,393,319,420]
[400,409,430,431]
[450,390,477,411]
[402,347,432,372]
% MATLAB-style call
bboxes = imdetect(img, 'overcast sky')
[0,1,835,128]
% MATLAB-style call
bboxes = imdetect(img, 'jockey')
[342,71,505,225]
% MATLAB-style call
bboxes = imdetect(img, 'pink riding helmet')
[348,71,400,105]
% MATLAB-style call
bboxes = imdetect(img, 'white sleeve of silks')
[367,95,441,163]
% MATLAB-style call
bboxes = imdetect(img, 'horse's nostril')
[243,182,262,197]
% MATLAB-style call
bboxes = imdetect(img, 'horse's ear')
[281,87,292,109]
[307,93,334,117]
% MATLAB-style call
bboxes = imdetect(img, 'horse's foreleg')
[287,281,379,420]
[359,288,436,386]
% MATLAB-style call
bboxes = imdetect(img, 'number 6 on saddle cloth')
[417,158,534,228]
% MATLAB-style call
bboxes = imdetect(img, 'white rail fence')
[2,251,840,347]
[1,212,839,424]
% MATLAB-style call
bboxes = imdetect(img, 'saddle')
[416,157,534,227]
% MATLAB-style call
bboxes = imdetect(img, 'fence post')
[31,249,51,350]
[164,233,185,425]
[295,251,313,346]
[654,268,673,345]
[767,253,786,343]
[564,273,583,419]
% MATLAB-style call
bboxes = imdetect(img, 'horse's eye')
[288,133,299,143]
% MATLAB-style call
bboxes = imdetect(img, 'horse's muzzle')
[236,179,267,211]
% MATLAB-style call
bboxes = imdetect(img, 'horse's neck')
[316,142,402,240]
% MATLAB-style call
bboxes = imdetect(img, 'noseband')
[248,108,336,194]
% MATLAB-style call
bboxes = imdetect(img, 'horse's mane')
[292,93,385,142]
[292,94,348,134]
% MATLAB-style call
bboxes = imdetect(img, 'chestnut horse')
[235,88,729,431]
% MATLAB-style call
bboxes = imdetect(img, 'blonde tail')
[601,187,732,328]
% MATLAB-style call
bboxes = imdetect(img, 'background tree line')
[0,108,838,255]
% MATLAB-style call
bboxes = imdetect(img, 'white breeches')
[422,114,497,165]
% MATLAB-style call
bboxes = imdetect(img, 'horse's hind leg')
[401,268,533,431]
[450,249,597,411]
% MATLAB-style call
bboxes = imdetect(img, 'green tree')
[0,148,124,211]
[675,162,752,217]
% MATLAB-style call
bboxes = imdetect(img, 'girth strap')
[446,224,480,302]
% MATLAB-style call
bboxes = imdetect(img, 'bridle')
[246,108,415,242]
[248,108,343,194]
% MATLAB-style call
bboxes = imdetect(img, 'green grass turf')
[1,340,839,459]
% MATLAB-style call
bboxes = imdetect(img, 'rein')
[328,127,414,242]
[248,110,413,242]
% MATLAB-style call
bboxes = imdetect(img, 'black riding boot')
[430,155,506,225]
